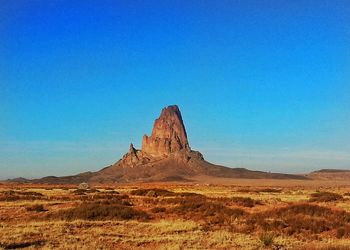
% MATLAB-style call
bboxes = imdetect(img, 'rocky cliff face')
[142,105,190,157]
[91,104,208,182]
[116,105,194,168]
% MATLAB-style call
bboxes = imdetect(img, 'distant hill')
[306,169,350,180]
[312,169,350,173]
[9,105,307,184]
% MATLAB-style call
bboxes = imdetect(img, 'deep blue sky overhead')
[1,0,350,178]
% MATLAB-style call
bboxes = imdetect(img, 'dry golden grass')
[1,181,350,249]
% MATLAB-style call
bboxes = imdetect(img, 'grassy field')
[1,181,350,249]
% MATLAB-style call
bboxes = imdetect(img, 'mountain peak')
[142,105,190,157]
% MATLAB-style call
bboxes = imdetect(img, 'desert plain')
[1,179,350,250]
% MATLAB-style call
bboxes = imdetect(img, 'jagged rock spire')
[142,105,190,157]
[129,143,136,154]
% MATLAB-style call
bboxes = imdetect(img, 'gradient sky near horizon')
[1,0,350,179]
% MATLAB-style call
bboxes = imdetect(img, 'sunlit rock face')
[118,105,192,168]
[141,105,190,157]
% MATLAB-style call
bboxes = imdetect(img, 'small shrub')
[130,189,152,196]
[130,188,175,197]
[26,204,46,212]
[215,196,262,208]
[170,197,246,226]
[258,188,282,193]
[259,232,275,247]
[82,194,131,206]
[309,192,343,202]
[247,203,350,236]
[335,225,350,238]
[21,191,44,196]
[164,195,207,206]
[0,190,45,201]
[104,190,119,194]
[72,188,100,195]
[72,189,87,195]
[336,227,346,238]
[0,240,45,249]
[176,192,205,198]
[86,189,100,193]
[151,207,166,213]
[54,203,149,221]
[72,189,86,195]
[236,188,252,193]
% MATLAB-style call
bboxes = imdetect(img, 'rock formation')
[84,104,306,183]
[16,105,309,184]
[142,105,190,157]
[118,105,195,167]
[119,143,142,166]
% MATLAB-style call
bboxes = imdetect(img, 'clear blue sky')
[1,0,350,178]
